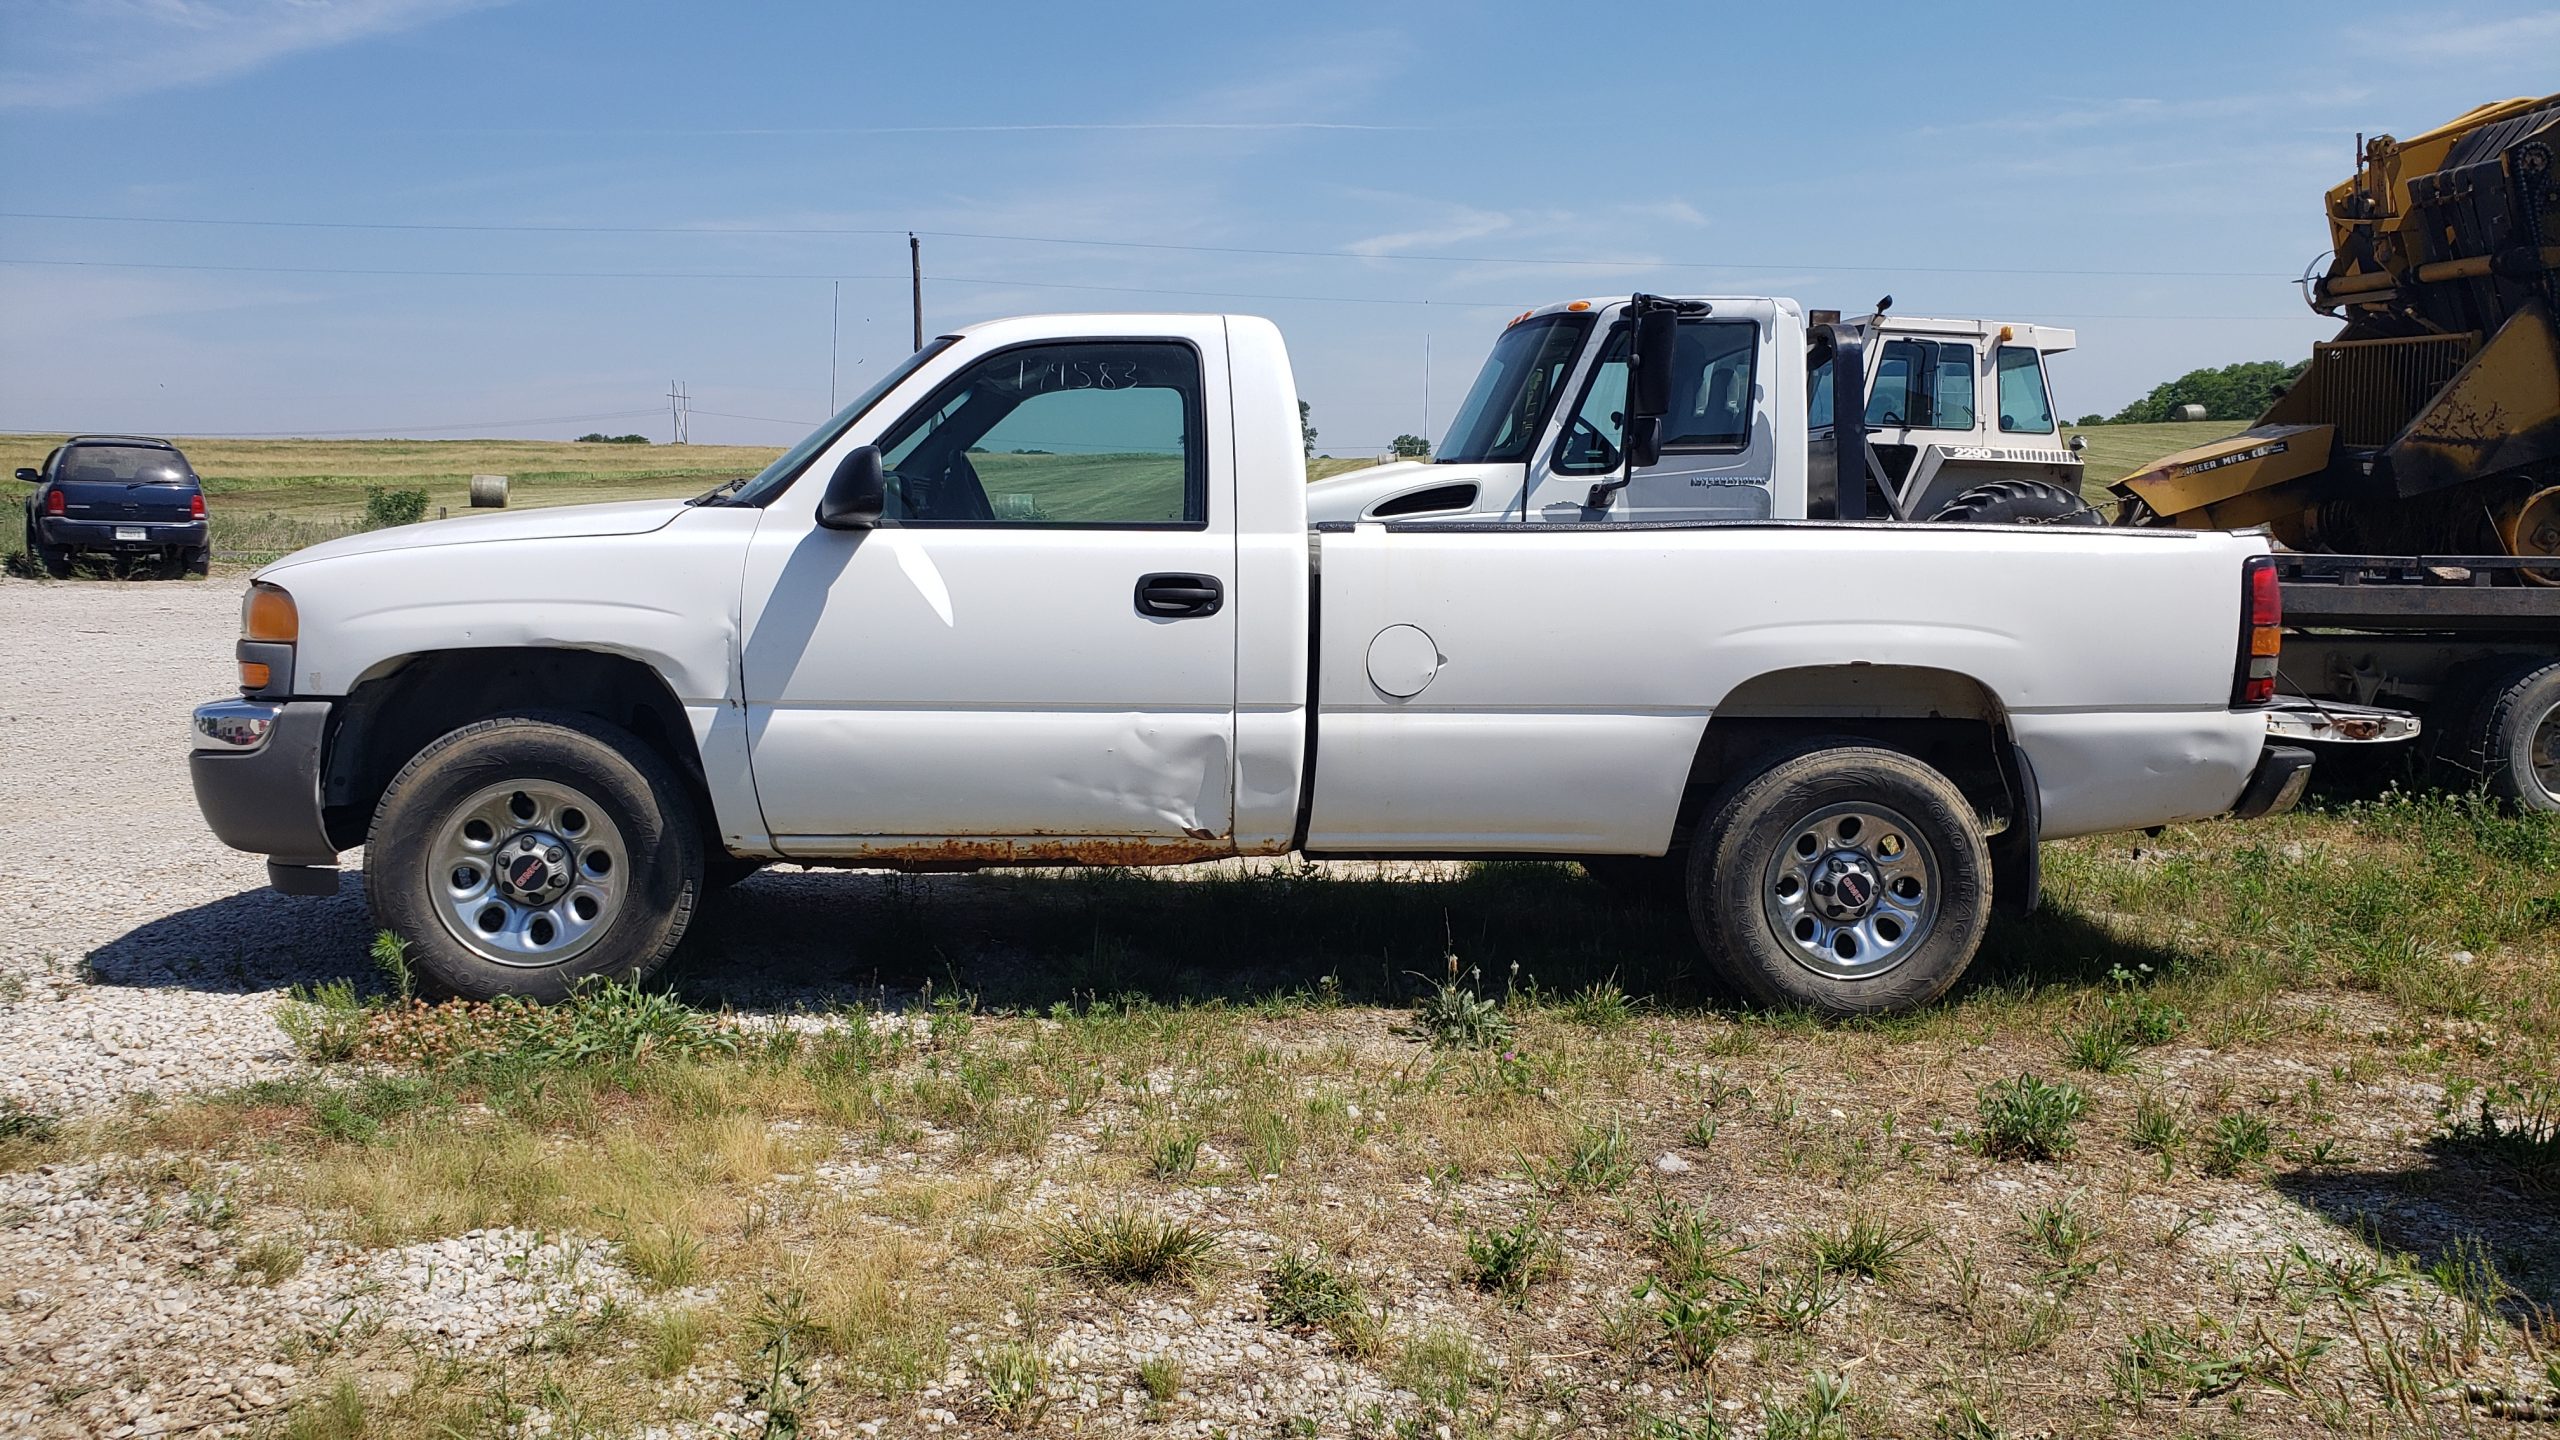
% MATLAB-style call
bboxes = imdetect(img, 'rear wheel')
[2441,659,2560,813]
[367,712,702,1001]
[1687,742,1991,1015]
[1928,479,2100,526]
[184,546,211,578]
[27,522,73,579]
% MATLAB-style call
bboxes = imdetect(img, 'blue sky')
[2,1,2554,451]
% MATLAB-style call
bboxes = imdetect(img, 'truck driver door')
[736,323,1241,855]
[1523,308,1776,522]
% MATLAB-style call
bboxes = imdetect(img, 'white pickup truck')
[191,309,2308,1015]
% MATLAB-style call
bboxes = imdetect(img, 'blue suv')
[17,435,212,578]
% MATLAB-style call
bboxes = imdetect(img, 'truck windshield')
[1436,313,1594,463]
[728,337,958,506]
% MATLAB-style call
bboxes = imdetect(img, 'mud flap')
[1988,743,2041,918]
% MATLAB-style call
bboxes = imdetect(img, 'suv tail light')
[2233,555,2281,706]
[45,489,64,516]
[189,493,205,519]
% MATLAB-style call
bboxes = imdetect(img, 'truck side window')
[1554,318,1759,474]
[872,341,1205,526]
[1996,346,2056,433]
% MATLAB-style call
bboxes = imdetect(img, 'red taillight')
[45,489,64,516]
[189,493,205,519]
[2234,555,2282,706]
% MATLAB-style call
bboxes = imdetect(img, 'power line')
[0,209,2299,279]
[0,258,2311,319]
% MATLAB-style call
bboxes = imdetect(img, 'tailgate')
[55,479,199,522]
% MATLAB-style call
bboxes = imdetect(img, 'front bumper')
[2230,743,2316,821]
[43,516,208,551]
[190,698,341,891]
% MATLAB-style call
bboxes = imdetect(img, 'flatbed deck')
[2276,554,2560,633]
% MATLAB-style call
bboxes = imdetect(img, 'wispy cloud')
[1346,205,1518,257]
[0,0,503,108]
[2369,9,2560,61]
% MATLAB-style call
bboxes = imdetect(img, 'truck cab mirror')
[1624,415,1664,470]
[1629,309,1679,420]
[2068,434,2089,455]
[816,445,887,530]
[11,468,37,482]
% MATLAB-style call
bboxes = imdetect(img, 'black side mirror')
[11,468,37,482]
[1624,415,1664,469]
[1629,309,1679,420]
[817,445,886,529]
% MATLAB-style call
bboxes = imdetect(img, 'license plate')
[114,527,146,541]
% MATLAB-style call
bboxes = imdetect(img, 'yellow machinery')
[2114,93,2560,579]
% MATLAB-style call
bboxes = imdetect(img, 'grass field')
[8,794,2557,1437]
[0,434,1394,568]
[2066,420,2242,500]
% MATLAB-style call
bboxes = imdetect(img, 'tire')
[366,712,703,1002]
[27,522,74,579]
[2441,658,2560,813]
[1580,853,1684,908]
[1687,741,1992,1016]
[185,546,211,579]
[1928,479,2101,526]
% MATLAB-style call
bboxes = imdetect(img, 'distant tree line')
[577,432,651,444]
[2079,358,2311,426]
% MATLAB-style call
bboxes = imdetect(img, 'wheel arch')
[320,646,713,851]
[1683,663,2026,839]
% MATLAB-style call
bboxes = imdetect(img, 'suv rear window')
[57,446,195,483]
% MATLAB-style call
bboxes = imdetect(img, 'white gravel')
[0,577,371,1119]
[0,1158,653,1438]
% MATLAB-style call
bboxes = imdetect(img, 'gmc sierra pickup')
[190,309,2309,1015]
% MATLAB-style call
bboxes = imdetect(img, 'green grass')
[29,792,2560,1438]
[2058,418,2243,505]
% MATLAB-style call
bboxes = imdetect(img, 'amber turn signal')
[239,662,272,690]
[242,583,298,642]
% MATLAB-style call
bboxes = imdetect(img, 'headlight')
[240,582,297,692]
[242,582,298,642]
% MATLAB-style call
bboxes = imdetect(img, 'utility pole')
[666,381,689,445]
[1423,333,1432,448]
[909,232,924,352]
[829,280,841,412]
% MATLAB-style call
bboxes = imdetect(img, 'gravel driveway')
[0,576,371,1118]
[0,574,1426,1121]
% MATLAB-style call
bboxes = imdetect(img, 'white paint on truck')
[192,306,2305,1016]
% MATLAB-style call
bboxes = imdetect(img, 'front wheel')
[1688,743,1992,1016]
[366,712,703,1001]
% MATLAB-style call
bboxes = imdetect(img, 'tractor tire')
[1928,480,2102,526]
